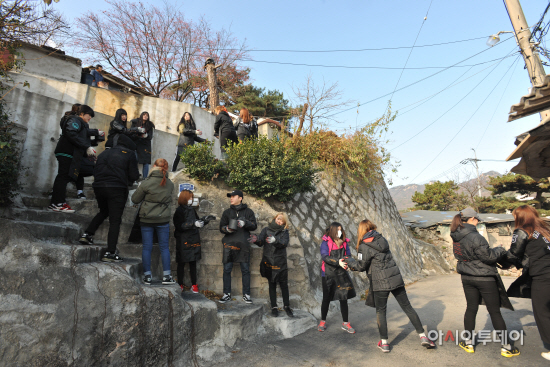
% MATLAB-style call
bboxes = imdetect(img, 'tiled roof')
[508,75,550,122]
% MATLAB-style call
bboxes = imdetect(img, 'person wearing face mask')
[172,112,206,172]
[131,158,175,284]
[218,190,257,304]
[249,213,293,317]
[346,219,435,353]
[173,190,215,293]
[318,222,356,334]
[449,208,519,357]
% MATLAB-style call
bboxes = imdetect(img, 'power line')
[389,0,435,101]
[390,49,517,152]
[324,35,515,119]
[407,54,519,184]
[475,55,520,149]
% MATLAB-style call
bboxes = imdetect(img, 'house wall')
[13,45,81,83]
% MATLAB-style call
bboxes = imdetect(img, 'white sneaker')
[243,294,252,304]
[219,293,231,303]
[542,352,550,361]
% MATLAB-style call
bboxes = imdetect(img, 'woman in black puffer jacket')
[172,112,206,172]
[507,205,550,361]
[450,207,519,357]
[213,106,237,158]
[347,219,434,353]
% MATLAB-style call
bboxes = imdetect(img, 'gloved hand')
[195,130,202,136]
[266,236,276,244]
[140,133,148,138]
[248,235,257,243]
[194,221,204,228]
[237,220,245,228]
[338,259,348,270]
[225,226,235,233]
[98,130,105,137]
[86,147,96,157]
[137,127,146,133]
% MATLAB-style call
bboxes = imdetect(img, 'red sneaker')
[191,285,199,293]
[318,321,326,332]
[180,284,184,291]
[58,203,75,213]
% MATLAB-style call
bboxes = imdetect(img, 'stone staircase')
[1,187,317,364]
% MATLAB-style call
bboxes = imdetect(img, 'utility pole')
[471,148,482,197]
[204,58,220,113]
[504,0,549,123]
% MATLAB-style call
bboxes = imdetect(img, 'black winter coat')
[451,223,506,277]
[257,226,289,282]
[173,205,202,263]
[55,115,96,181]
[234,117,258,141]
[219,204,257,263]
[130,118,154,164]
[177,119,206,147]
[106,109,138,148]
[214,111,235,137]
[348,231,405,292]
[92,136,140,189]
[321,237,356,301]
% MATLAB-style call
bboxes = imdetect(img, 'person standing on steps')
[131,158,175,285]
[346,219,436,353]
[50,105,103,213]
[317,222,356,334]
[213,106,237,159]
[172,112,205,172]
[249,213,293,317]
[233,108,258,142]
[173,190,215,293]
[450,207,520,357]
[78,134,139,263]
[105,108,140,148]
[218,190,257,304]
[507,205,550,361]
[131,111,154,179]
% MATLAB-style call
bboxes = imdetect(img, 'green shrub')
[224,135,319,202]
[0,102,22,206]
[179,140,227,182]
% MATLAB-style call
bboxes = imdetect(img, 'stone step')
[17,220,81,243]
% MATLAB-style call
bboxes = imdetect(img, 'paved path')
[207,274,546,367]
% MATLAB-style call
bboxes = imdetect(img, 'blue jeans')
[223,262,250,295]
[142,164,150,179]
[141,223,171,276]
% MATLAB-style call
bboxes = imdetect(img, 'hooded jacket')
[214,111,236,137]
[257,223,290,282]
[320,235,356,301]
[106,109,138,148]
[131,169,174,225]
[173,204,202,263]
[93,134,140,189]
[347,231,405,292]
[450,223,506,278]
[219,203,257,263]
[55,115,97,181]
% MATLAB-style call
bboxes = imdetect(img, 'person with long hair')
[318,222,356,333]
[347,219,435,352]
[131,158,175,285]
[249,213,293,317]
[508,205,550,361]
[173,190,215,293]
[172,112,206,172]
[105,108,140,148]
[450,207,519,357]
[131,111,155,179]
[234,108,258,142]
[213,105,237,159]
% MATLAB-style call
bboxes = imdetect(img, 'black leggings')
[268,280,290,308]
[172,146,184,172]
[462,278,507,340]
[320,277,349,322]
[374,286,424,340]
[177,261,197,286]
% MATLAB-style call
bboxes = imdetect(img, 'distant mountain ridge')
[389,171,501,211]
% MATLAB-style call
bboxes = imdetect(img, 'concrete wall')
[3,74,221,193]
[13,44,82,83]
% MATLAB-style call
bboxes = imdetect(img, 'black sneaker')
[143,275,152,285]
[78,233,93,245]
[272,307,279,317]
[162,275,176,285]
[243,294,253,304]
[284,306,294,317]
[101,252,123,262]
[219,293,231,303]
[77,192,87,199]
